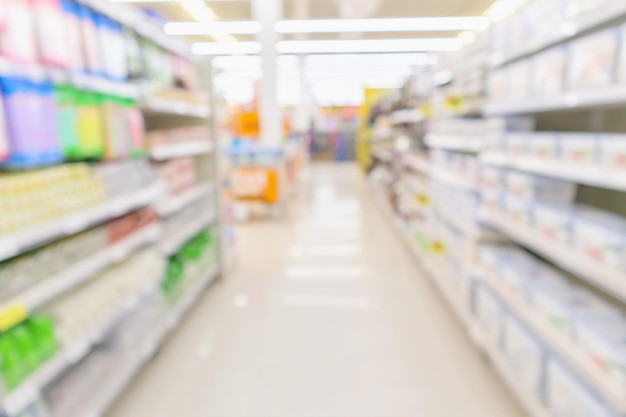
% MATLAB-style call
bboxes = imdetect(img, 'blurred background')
[0,0,625,416]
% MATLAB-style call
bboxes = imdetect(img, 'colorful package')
[61,0,85,72]
[0,0,38,63]
[33,0,67,67]
[76,91,104,159]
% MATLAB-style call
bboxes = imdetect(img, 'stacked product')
[430,148,481,184]
[147,126,212,149]
[480,244,624,416]
[0,160,155,238]
[0,316,58,390]
[154,157,197,196]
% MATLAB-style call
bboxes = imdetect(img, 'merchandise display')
[0,0,219,414]
[367,3,626,416]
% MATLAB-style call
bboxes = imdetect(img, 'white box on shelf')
[475,285,505,347]
[532,46,567,95]
[533,202,573,245]
[481,166,504,190]
[560,133,599,164]
[528,133,560,159]
[567,27,619,91]
[504,194,534,226]
[571,207,626,272]
[502,316,545,396]
[575,319,626,390]
[509,60,532,98]
[546,359,615,417]
[507,133,531,156]
[599,134,626,169]
[505,171,577,203]
[481,188,504,212]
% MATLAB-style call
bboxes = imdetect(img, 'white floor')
[107,163,526,417]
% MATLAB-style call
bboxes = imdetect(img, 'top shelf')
[77,0,195,61]
[489,1,626,69]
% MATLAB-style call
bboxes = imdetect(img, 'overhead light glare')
[164,21,262,35]
[276,17,489,33]
[192,41,262,55]
[276,38,461,54]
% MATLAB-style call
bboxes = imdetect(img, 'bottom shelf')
[369,183,549,417]
[44,266,219,417]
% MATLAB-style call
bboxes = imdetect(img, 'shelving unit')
[367,4,626,415]
[0,1,222,415]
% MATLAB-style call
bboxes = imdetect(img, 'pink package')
[0,0,38,63]
[33,0,68,67]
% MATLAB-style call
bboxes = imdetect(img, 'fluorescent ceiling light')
[275,17,489,33]
[192,41,262,55]
[164,21,262,35]
[276,38,461,54]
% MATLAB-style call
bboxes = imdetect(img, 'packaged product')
[567,28,618,91]
[533,202,573,244]
[0,0,38,63]
[75,91,105,159]
[97,16,127,80]
[102,96,128,160]
[79,5,103,75]
[488,69,508,100]
[33,0,67,67]
[530,286,621,336]
[126,103,146,155]
[124,28,143,80]
[55,86,80,158]
[508,60,531,98]
[532,46,567,96]
[571,206,626,271]
[560,133,598,163]
[598,134,626,169]
[0,90,9,161]
[505,171,576,203]
[546,360,614,417]
[497,249,539,295]
[481,166,503,190]
[38,82,62,165]
[575,319,626,388]
[528,132,559,159]
[61,0,85,73]
[504,194,534,226]
[481,188,503,212]
[505,133,530,156]
[619,24,626,84]
[502,316,544,395]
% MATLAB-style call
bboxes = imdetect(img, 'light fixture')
[164,21,262,35]
[275,16,489,33]
[192,41,262,55]
[276,38,461,54]
[179,0,216,22]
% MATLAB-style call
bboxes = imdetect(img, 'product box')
[481,188,504,212]
[533,202,573,244]
[571,206,626,271]
[532,46,567,96]
[598,134,626,169]
[528,133,560,159]
[502,316,545,395]
[509,60,532,98]
[505,171,576,204]
[619,24,626,84]
[475,285,504,345]
[575,319,626,389]
[488,69,508,100]
[481,166,504,190]
[506,133,530,156]
[560,133,598,163]
[567,28,618,91]
[504,194,534,226]
[546,360,614,417]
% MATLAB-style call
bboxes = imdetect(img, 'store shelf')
[141,97,211,119]
[0,272,162,417]
[403,154,430,175]
[0,58,139,99]
[489,2,626,69]
[480,209,626,304]
[0,224,161,332]
[481,151,626,191]
[371,147,393,163]
[434,204,484,239]
[484,84,626,115]
[160,211,216,256]
[157,183,214,218]
[390,109,424,125]
[73,266,219,417]
[430,166,479,191]
[479,270,626,414]
[0,184,163,263]
[150,141,214,161]
[425,134,485,153]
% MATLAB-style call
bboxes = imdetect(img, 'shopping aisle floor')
[107,163,525,417]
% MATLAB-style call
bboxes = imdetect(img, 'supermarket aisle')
[107,163,525,417]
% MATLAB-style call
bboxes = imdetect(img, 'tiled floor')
[107,163,526,417]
